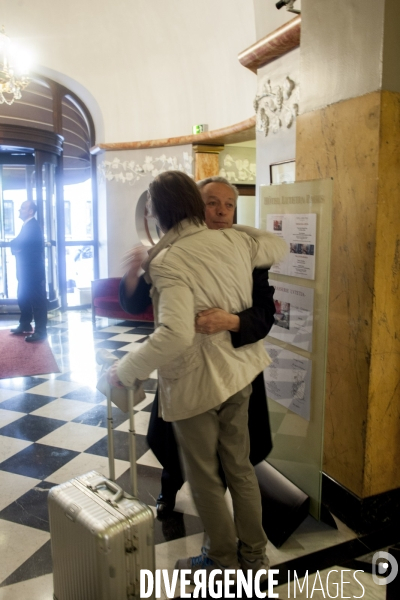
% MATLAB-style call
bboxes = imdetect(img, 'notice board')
[260,179,333,519]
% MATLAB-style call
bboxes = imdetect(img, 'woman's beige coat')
[117,219,287,421]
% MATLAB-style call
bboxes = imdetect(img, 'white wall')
[97,145,193,276]
[299,0,385,114]
[255,48,300,226]
[2,0,260,144]
[253,0,301,39]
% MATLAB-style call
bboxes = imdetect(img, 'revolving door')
[0,129,63,313]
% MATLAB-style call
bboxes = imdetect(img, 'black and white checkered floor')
[0,310,392,598]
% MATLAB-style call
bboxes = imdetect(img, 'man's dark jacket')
[10,218,45,283]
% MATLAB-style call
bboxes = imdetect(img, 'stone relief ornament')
[219,154,256,183]
[254,75,299,136]
[98,152,193,184]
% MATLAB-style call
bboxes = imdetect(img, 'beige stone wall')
[296,91,400,498]
[366,90,400,496]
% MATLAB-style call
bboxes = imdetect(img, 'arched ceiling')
[2,0,297,144]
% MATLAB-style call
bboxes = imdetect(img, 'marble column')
[296,0,400,500]
[193,145,224,181]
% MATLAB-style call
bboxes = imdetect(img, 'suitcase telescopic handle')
[90,478,124,505]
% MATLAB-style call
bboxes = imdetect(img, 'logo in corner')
[372,551,398,585]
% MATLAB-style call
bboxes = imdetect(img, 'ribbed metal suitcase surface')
[48,471,155,600]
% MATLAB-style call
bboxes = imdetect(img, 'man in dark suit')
[10,200,48,342]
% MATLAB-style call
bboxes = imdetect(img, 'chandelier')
[0,27,30,105]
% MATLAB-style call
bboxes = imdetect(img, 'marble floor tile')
[0,389,21,402]
[26,380,82,397]
[265,515,358,568]
[98,325,136,333]
[293,516,357,552]
[125,326,154,335]
[142,378,158,394]
[0,471,40,511]
[0,408,26,428]
[174,482,199,518]
[137,448,163,469]
[116,462,162,504]
[71,402,129,428]
[155,533,205,598]
[0,377,48,392]
[0,480,54,531]
[0,443,79,480]
[106,333,151,343]
[92,331,117,339]
[116,408,150,435]
[54,370,100,388]
[0,574,54,600]
[94,340,130,350]
[31,398,96,421]
[38,421,108,452]
[1,539,53,588]
[0,392,57,413]
[0,521,49,583]
[156,531,205,569]
[59,385,104,403]
[0,415,66,442]
[134,392,156,411]
[0,310,397,599]
[45,451,129,484]
[0,435,32,463]
[85,429,149,461]
[33,373,60,380]
[118,340,150,351]
[154,511,204,545]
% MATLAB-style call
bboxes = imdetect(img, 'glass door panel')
[0,160,32,306]
[0,245,17,300]
[65,244,94,306]
[0,150,61,311]
[35,150,60,310]
[0,146,96,312]
[42,162,58,302]
[64,178,95,307]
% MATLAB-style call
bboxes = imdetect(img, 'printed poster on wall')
[269,280,314,352]
[266,213,317,280]
[264,341,312,421]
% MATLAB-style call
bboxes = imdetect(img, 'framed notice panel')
[260,179,333,519]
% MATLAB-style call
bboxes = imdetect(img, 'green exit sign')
[192,124,208,134]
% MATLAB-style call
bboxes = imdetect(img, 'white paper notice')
[270,280,314,352]
[266,213,317,280]
[264,342,312,420]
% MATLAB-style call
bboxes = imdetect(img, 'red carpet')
[0,329,60,379]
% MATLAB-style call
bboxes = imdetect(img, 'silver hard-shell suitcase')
[49,353,155,600]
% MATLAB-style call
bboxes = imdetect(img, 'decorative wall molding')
[98,152,193,184]
[219,155,256,183]
[218,149,256,184]
[91,117,255,154]
[254,75,299,136]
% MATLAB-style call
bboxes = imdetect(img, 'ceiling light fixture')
[0,26,30,105]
